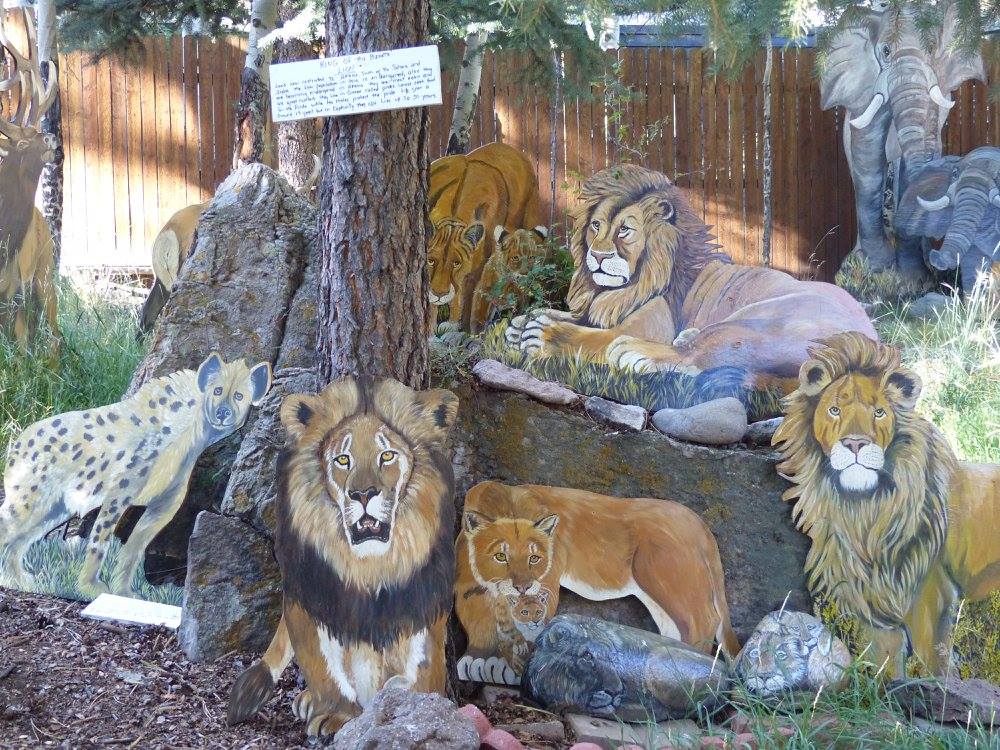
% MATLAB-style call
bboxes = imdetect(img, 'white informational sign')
[81,593,182,629]
[269,44,442,122]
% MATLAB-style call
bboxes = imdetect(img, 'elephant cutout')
[819,1,985,276]
[895,147,1000,292]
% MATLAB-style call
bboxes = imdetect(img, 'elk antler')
[0,6,57,144]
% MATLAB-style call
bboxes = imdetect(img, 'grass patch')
[480,322,783,421]
[0,279,147,471]
[0,535,182,605]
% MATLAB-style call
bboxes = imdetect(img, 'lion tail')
[227,615,293,726]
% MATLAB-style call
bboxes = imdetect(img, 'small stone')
[458,704,492,739]
[584,396,647,431]
[473,359,579,405]
[496,720,565,742]
[482,728,526,750]
[729,714,753,734]
[774,726,796,738]
[482,685,521,704]
[890,677,1000,725]
[115,669,144,685]
[733,733,757,749]
[333,689,479,750]
[906,292,950,321]
[652,397,748,445]
[743,417,783,446]
[698,738,727,749]
[565,714,705,750]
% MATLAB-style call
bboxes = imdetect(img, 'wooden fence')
[4,21,999,278]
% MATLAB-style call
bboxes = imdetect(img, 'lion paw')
[505,309,573,356]
[307,711,351,737]
[292,688,315,722]
[457,654,519,685]
[607,336,658,373]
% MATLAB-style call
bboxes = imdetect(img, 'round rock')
[652,397,748,445]
[333,689,480,750]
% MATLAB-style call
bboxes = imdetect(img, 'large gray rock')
[454,387,808,641]
[127,163,317,566]
[891,677,1000,725]
[333,689,479,750]
[652,397,748,445]
[906,292,950,321]
[178,512,281,662]
[744,417,784,446]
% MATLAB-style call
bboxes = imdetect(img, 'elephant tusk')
[990,188,1000,208]
[849,93,885,129]
[917,194,951,211]
[929,85,955,110]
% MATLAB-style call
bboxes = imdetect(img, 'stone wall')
[179,381,810,660]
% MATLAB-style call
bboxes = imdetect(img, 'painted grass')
[0,535,182,606]
[479,321,784,421]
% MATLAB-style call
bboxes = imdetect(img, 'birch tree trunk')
[233,0,278,169]
[761,36,773,268]
[36,0,62,264]
[319,0,431,388]
[445,29,487,156]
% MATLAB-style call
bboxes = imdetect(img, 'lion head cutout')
[772,332,956,631]
[566,164,728,329]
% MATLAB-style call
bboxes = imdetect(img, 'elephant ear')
[818,16,881,113]
[894,158,959,240]
[934,3,986,91]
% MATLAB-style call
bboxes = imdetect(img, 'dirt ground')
[0,588,305,750]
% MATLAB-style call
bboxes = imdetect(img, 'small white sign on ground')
[270,44,442,122]
[81,593,182,629]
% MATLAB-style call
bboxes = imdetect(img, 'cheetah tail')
[227,616,293,725]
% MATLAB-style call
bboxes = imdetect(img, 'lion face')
[428,216,486,306]
[318,414,414,557]
[463,511,558,597]
[797,355,921,495]
[582,196,668,288]
[493,225,548,274]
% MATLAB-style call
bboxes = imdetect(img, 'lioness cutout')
[773,332,1000,676]
[228,376,458,737]
[429,142,542,332]
[505,165,876,392]
[455,481,739,685]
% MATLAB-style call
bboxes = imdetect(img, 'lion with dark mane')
[506,165,876,392]
[773,332,1000,675]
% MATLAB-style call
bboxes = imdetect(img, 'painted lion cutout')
[227,376,458,737]
[505,165,876,392]
[773,332,1000,676]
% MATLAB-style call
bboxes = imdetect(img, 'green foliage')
[480,237,575,324]
[0,535,182,606]
[55,0,247,56]
[834,252,933,307]
[0,280,147,477]
[953,593,1000,684]
[429,322,479,388]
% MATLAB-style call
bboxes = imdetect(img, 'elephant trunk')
[930,172,992,271]
[888,56,944,187]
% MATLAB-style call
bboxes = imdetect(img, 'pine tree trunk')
[233,0,278,169]
[761,36,773,268]
[319,0,431,389]
[274,36,317,190]
[36,0,62,265]
[445,29,486,157]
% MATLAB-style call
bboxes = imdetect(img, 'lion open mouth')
[349,514,392,545]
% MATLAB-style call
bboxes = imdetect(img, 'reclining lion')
[505,165,875,392]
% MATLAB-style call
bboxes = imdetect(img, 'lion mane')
[566,164,728,329]
[275,377,456,650]
[773,332,957,630]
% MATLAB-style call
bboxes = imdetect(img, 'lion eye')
[452,260,461,269]
[874,408,886,418]
[828,406,841,417]
[528,554,541,565]
[427,259,435,267]
[617,224,634,239]
[590,220,600,231]
[494,552,507,563]
[213,386,223,396]
[333,454,351,468]
[234,392,244,402]
[379,449,397,465]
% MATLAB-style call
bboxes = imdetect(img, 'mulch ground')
[0,588,306,749]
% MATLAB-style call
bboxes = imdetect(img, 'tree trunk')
[319,0,431,389]
[233,0,278,169]
[761,35,773,268]
[36,0,63,265]
[274,37,317,189]
[445,29,487,157]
